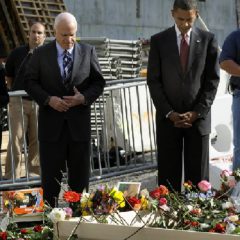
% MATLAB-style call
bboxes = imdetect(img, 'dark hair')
[173,0,198,10]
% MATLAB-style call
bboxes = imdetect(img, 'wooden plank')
[10,0,66,37]
[0,0,21,47]
[0,23,11,55]
[7,0,27,44]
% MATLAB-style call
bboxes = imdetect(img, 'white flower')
[222,201,233,209]
[228,215,239,222]
[186,205,193,211]
[200,223,210,229]
[140,189,149,198]
[48,208,66,223]
[226,223,236,234]
[80,192,90,203]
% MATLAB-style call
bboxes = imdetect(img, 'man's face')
[171,8,198,34]
[55,21,77,50]
[29,23,46,48]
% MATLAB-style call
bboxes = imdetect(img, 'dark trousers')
[39,121,90,207]
[156,119,209,192]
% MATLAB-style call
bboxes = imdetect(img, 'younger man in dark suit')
[147,0,219,192]
[24,12,105,207]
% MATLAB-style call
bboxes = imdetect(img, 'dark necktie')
[62,50,73,83]
[180,34,189,73]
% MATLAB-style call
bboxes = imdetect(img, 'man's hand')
[63,87,86,107]
[179,111,198,124]
[169,111,198,128]
[168,112,182,123]
[48,96,69,112]
[169,111,191,128]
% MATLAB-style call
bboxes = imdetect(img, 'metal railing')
[0,78,157,190]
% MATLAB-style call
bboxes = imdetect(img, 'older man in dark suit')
[147,0,219,192]
[25,12,105,206]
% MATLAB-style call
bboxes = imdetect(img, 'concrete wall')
[64,0,237,46]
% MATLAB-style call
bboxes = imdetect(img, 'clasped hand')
[169,111,198,128]
[49,87,85,112]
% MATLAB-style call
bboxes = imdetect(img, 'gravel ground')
[89,169,158,192]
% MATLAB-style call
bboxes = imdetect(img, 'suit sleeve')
[81,47,105,105]
[193,34,220,118]
[24,50,49,106]
[147,36,173,117]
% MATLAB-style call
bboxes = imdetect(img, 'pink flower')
[198,180,211,192]
[220,170,232,178]
[159,197,167,206]
[227,176,236,188]
[63,207,73,218]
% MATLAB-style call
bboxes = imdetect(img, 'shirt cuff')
[166,110,174,118]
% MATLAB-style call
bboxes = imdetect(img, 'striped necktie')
[62,50,73,82]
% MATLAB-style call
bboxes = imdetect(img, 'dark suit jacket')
[147,26,219,135]
[24,40,105,142]
[0,64,9,107]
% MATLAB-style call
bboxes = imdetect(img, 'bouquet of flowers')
[49,185,126,223]
[2,169,240,239]
[49,170,240,236]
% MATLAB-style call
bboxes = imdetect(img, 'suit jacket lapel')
[186,29,201,73]
[168,27,182,75]
[71,43,85,85]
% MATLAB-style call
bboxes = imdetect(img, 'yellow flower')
[4,200,9,207]
[81,200,92,212]
[82,211,89,216]
[110,188,125,208]
[140,196,149,210]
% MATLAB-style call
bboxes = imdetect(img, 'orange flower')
[191,221,199,227]
[127,196,141,208]
[213,223,226,233]
[150,185,169,199]
[158,185,169,196]
[63,191,81,203]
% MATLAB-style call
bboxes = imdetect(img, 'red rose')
[191,221,199,227]
[0,232,7,240]
[150,188,161,199]
[20,228,28,234]
[33,225,43,232]
[127,197,141,207]
[214,223,226,233]
[159,197,167,206]
[63,191,81,202]
[150,185,169,199]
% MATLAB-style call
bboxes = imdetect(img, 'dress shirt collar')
[175,24,192,48]
[175,24,192,40]
[56,41,74,57]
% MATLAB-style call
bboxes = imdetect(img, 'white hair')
[54,12,77,30]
